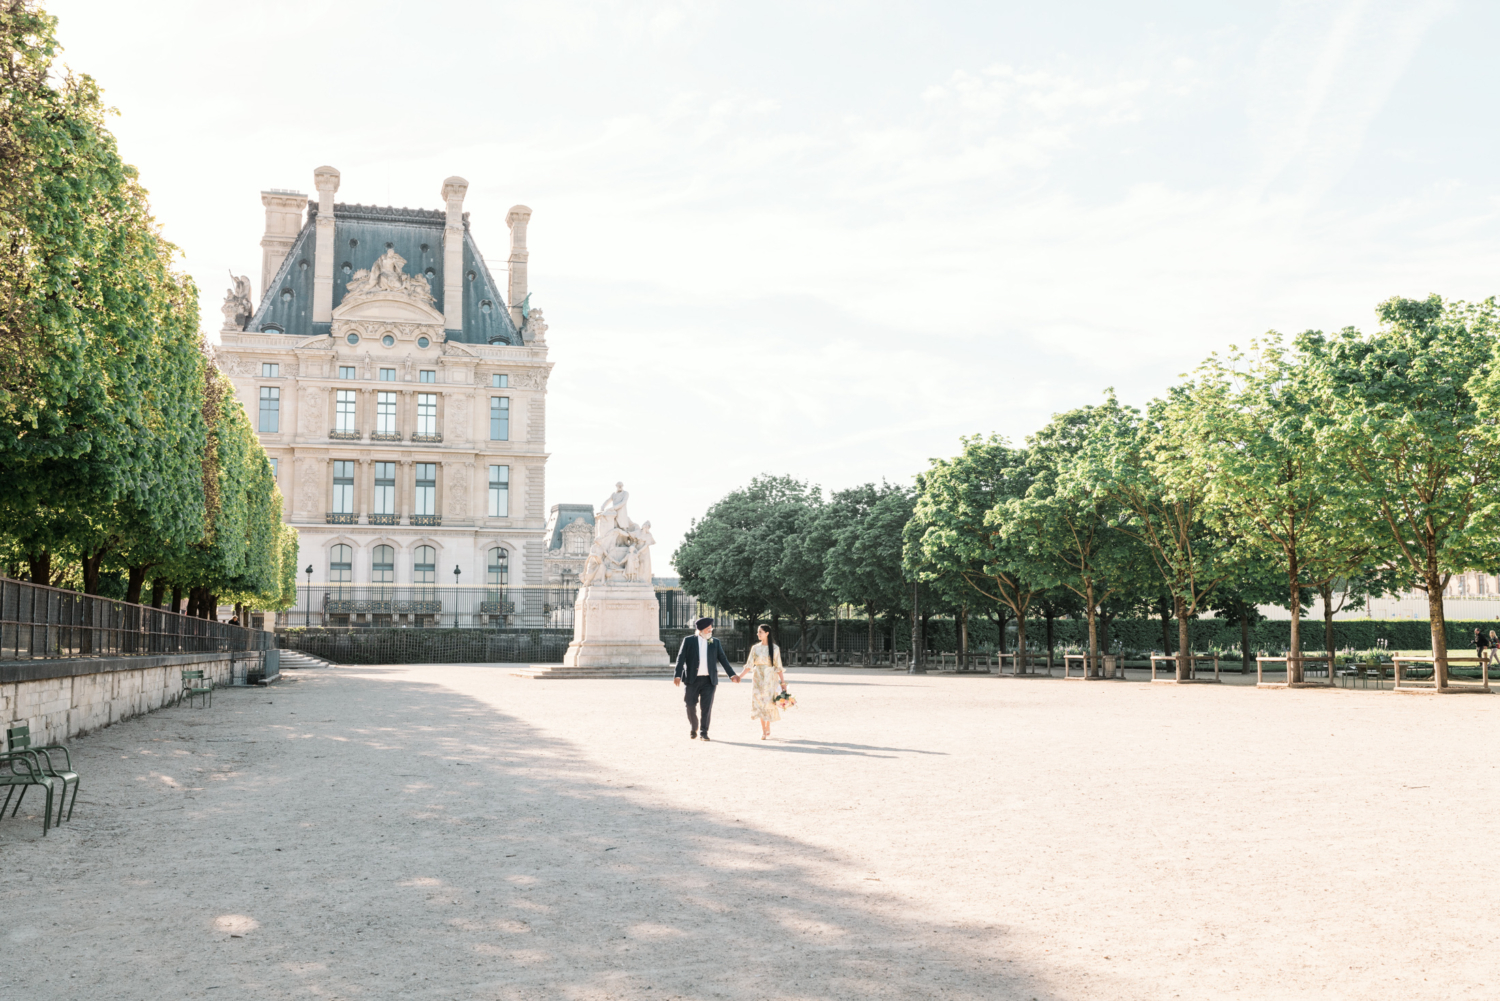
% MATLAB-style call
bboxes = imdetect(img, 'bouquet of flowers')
[773,688,796,710]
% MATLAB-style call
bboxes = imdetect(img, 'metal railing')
[288,585,728,631]
[0,576,269,661]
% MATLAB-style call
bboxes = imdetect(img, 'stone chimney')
[259,189,308,300]
[311,166,340,325]
[506,205,532,330]
[441,177,469,334]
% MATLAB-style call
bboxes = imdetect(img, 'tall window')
[491,373,508,388]
[372,544,394,583]
[419,369,436,383]
[487,547,508,586]
[258,386,280,432]
[330,544,352,583]
[335,390,357,432]
[490,397,509,440]
[376,392,397,435]
[373,462,395,515]
[413,545,436,584]
[262,362,280,377]
[269,458,278,478]
[338,365,356,379]
[379,367,395,381]
[416,394,437,435]
[332,461,354,513]
[488,465,509,517]
[414,463,436,516]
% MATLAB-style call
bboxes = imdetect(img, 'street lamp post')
[453,565,461,627]
[304,565,314,627]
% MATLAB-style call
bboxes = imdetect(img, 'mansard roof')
[246,202,521,345]
[544,504,596,551]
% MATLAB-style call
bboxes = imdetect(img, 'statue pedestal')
[560,583,671,671]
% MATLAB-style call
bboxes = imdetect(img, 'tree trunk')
[1288,554,1303,684]
[171,585,184,615]
[1085,583,1098,674]
[997,607,1008,655]
[866,602,876,664]
[150,578,166,609]
[1045,607,1055,669]
[832,604,839,663]
[81,545,109,595]
[206,593,219,620]
[908,581,922,672]
[958,605,968,669]
[1158,597,1172,655]
[1426,574,1450,688]
[797,610,808,666]
[1321,582,1336,681]
[26,550,51,587]
[125,565,149,605]
[1175,594,1191,681]
[1015,609,1028,674]
[1240,610,1251,676]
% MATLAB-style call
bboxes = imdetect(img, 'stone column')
[441,177,468,335]
[312,166,340,325]
[506,205,532,329]
[260,190,308,300]
[399,458,412,526]
[357,457,370,526]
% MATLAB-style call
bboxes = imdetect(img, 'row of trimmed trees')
[0,3,296,617]
[677,295,1500,685]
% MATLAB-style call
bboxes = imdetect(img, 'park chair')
[1,749,57,835]
[6,723,78,826]
[182,669,213,708]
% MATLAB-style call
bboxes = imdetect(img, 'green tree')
[1308,295,1500,686]
[821,482,913,662]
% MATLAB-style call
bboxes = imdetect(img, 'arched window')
[330,544,352,583]
[372,545,394,583]
[487,547,508,586]
[413,545,436,584]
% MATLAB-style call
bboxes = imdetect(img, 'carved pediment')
[333,247,446,326]
[332,293,446,325]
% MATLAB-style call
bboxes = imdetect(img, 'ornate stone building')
[541,504,596,586]
[215,167,551,611]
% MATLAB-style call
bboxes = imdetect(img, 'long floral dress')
[746,642,784,722]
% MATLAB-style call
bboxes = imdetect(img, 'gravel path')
[2,665,1498,1000]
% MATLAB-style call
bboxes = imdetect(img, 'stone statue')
[600,482,635,532]
[580,489,654,585]
[361,351,372,379]
[561,482,670,670]
[344,247,435,305]
[221,272,253,330]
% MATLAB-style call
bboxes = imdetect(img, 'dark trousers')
[684,676,716,735]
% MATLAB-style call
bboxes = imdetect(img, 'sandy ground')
[3,665,1499,1000]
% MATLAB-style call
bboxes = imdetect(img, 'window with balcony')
[328,461,355,522]
[490,396,509,441]
[491,373,508,388]
[258,386,280,432]
[416,394,437,434]
[419,369,436,383]
[333,390,358,437]
[330,543,352,583]
[372,544,394,584]
[413,463,437,524]
[489,465,509,517]
[413,544,436,584]
[339,365,356,379]
[379,367,396,381]
[373,392,398,440]
[372,462,396,523]
[262,362,280,377]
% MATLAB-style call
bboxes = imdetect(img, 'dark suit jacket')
[674,634,736,684]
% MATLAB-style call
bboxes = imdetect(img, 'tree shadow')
[0,672,1063,1001]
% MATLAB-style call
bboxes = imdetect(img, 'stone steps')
[278,650,336,670]
[511,664,673,680]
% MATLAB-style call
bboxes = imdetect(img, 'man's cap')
[695,617,714,631]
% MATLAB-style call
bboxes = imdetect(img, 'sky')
[48,0,1500,566]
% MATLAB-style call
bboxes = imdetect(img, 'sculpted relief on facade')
[343,248,435,306]
[300,387,325,435]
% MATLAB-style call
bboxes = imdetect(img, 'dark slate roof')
[544,504,596,551]
[246,202,521,345]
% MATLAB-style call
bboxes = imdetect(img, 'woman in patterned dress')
[740,624,786,740]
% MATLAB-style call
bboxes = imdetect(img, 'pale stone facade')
[216,167,552,609]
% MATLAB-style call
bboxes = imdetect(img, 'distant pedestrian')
[1489,630,1499,669]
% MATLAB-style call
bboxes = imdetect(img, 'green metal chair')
[182,669,213,708]
[6,723,78,826]
[1,748,57,835]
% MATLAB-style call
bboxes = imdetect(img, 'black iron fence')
[289,585,732,632]
[278,627,578,665]
[0,576,270,661]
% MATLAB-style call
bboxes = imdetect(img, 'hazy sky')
[50,0,1500,564]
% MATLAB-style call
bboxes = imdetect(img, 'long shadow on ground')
[0,670,1058,1001]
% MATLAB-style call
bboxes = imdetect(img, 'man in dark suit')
[674,616,739,740]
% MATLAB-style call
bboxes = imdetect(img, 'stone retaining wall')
[0,652,252,746]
